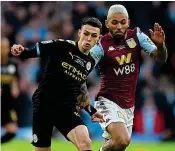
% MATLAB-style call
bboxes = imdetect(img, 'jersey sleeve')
[136,27,157,55]
[36,39,61,57]
[20,39,64,59]
[90,41,104,66]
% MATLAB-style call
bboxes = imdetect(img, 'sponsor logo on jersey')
[126,38,136,48]
[74,112,80,117]
[69,52,74,59]
[62,62,87,82]
[114,52,136,76]
[115,53,132,65]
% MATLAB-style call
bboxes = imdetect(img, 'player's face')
[78,25,100,51]
[105,13,130,40]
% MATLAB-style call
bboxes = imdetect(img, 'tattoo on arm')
[80,82,89,96]
[151,43,168,62]
[77,82,89,106]
[157,43,168,62]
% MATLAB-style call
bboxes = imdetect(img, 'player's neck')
[109,31,128,41]
[78,41,89,55]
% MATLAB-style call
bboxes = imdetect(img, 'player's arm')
[77,83,97,114]
[11,39,62,59]
[137,26,168,63]
[90,40,104,66]
[77,82,104,122]
[77,82,90,109]
[149,23,168,62]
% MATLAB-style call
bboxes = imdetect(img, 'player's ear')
[105,20,109,29]
[78,29,81,38]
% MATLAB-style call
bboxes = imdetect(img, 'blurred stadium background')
[1,1,175,151]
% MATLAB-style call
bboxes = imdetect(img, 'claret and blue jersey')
[90,27,157,108]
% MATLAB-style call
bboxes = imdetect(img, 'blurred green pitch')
[1,139,175,151]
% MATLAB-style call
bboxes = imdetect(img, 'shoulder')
[55,39,76,46]
[100,33,113,48]
[101,33,112,42]
[126,27,138,37]
[40,39,76,47]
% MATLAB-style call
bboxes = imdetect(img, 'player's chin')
[83,45,91,51]
[114,34,124,40]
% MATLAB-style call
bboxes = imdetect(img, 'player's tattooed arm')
[77,82,90,108]
[150,43,168,62]
[77,83,101,118]
[149,23,168,62]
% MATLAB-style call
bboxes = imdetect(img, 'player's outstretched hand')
[11,44,24,56]
[149,23,165,46]
[91,111,105,123]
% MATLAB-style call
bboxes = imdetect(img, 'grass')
[1,139,175,151]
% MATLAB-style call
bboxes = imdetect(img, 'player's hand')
[91,111,105,123]
[77,93,91,110]
[149,23,165,46]
[11,44,24,56]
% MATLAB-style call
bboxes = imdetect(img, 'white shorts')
[95,96,134,139]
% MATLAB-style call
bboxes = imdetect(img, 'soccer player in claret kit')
[90,4,168,151]
[11,17,104,151]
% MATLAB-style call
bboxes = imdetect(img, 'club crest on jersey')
[126,38,136,48]
[86,62,91,71]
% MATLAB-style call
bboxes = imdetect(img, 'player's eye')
[92,34,98,38]
[83,32,89,36]
[111,20,118,25]
[121,20,127,25]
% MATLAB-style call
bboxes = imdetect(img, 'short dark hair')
[81,17,102,33]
